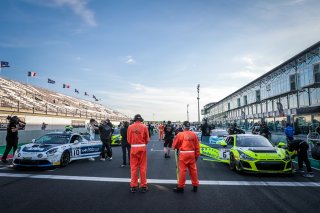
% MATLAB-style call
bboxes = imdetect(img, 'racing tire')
[60,151,70,167]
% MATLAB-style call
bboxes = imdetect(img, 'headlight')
[239,151,255,161]
[46,148,58,155]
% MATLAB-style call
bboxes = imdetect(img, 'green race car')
[111,128,122,146]
[200,134,293,173]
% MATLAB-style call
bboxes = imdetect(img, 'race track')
[0,134,319,213]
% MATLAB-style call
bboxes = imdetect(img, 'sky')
[0,0,320,121]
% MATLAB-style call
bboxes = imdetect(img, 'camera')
[7,115,26,129]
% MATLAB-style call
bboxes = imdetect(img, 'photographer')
[1,116,24,164]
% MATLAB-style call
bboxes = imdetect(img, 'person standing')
[172,121,200,192]
[200,118,211,143]
[128,114,149,193]
[260,122,271,139]
[1,116,21,164]
[41,122,47,130]
[120,121,130,167]
[163,121,175,158]
[289,139,314,178]
[284,123,295,141]
[99,120,113,161]
[158,122,165,141]
[88,119,98,141]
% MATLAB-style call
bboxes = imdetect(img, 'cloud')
[285,0,306,6]
[230,55,271,80]
[97,83,238,121]
[125,56,136,64]
[53,0,96,26]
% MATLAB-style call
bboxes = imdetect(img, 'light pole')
[197,84,200,123]
[187,104,189,121]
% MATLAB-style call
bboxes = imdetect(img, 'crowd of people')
[1,113,317,192]
[86,115,202,193]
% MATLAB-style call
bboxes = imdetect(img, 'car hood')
[237,147,286,159]
[22,143,60,152]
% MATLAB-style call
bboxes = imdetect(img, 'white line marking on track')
[0,172,319,187]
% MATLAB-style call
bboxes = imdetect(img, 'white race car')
[13,132,102,168]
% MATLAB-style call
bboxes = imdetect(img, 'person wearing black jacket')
[1,116,20,164]
[120,121,130,167]
[200,119,211,143]
[163,121,175,158]
[99,120,113,161]
[288,139,314,178]
[259,122,271,139]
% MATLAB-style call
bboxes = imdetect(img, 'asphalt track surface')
[0,134,320,213]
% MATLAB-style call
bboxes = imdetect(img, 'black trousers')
[101,139,112,158]
[2,138,18,161]
[298,142,312,172]
[121,144,131,165]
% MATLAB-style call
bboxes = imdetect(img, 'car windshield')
[113,129,120,134]
[35,134,70,144]
[236,135,273,147]
[211,130,228,137]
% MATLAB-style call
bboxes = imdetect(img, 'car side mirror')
[217,141,227,147]
[277,142,286,148]
[32,139,36,143]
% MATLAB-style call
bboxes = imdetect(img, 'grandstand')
[0,76,128,123]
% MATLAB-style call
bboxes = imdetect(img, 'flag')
[85,92,89,96]
[75,89,79,93]
[0,61,10,68]
[28,71,36,77]
[63,84,70,88]
[48,78,55,84]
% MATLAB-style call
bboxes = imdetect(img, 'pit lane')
[0,134,319,213]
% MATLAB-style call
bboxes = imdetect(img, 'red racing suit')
[127,121,149,188]
[173,130,200,188]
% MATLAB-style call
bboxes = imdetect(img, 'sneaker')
[173,187,184,193]
[100,158,106,161]
[130,187,137,193]
[108,157,112,161]
[140,187,148,193]
[164,154,168,158]
[167,155,171,158]
[120,164,126,168]
[294,168,304,173]
[303,172,314,178]
[88,157,95,161]
[192,186,198,192]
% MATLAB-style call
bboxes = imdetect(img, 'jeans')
[2,138,18,161]
[122,144,131,165]
[298,142,312,172]
[201,136,210,143]
[101,139,112,158]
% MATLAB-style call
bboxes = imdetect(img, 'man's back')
[128,122,149,145]
[174,130,200,158]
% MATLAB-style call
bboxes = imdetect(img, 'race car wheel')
[60,151,70,167]
[229,154,236,171]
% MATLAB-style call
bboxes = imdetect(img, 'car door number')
[72,148,81,157]
[219,149,230,159]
